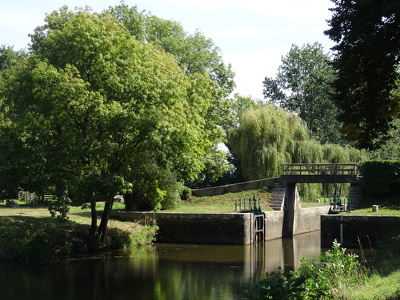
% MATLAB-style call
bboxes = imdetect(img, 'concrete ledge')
[321,215,400,248]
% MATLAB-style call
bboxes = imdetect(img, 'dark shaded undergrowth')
[0,215,155,261]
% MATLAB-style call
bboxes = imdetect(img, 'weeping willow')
[229,105,308,179]
[228,105,369,200]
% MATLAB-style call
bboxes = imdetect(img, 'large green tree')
[325,0,400,149]
[228,105,310,179]
[109,3,237,163]
[0,7,217,248]
[263,43,343,144]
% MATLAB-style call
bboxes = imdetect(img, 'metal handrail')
[281,163,360,176]
[234,196,262,214]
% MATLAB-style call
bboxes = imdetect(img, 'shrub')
[180,186,192,201]
[0,226,57,260]
[105,228,134,250]
[48,198,70,222]
[246,240,366,299]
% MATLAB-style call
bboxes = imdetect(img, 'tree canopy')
[263,43,343,144]
[0,45,27,74]
[325,0,400,149]
[227,106,368,179]
[0,7,221,247]
[109,3,235,183]
[109,3,235,98]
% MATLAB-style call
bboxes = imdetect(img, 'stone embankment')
[112,205,330,245]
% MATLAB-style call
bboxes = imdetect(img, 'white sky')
[0,0,335,99]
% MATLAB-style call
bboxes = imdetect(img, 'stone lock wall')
[112,208,330,245]
[321,215,400,248]
[294,206,331,235]
[111,211,255,245]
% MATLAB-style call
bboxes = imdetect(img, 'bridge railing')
[281,163,360,176]
[234,196,262,214]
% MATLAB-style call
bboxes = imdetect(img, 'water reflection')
[0,231,321,300]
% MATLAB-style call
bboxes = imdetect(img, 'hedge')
[361,161,400,196]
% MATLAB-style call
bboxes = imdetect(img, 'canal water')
[0,231,321,300]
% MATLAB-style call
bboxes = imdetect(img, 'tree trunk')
[87,197,99,251]
[97,196,114,244]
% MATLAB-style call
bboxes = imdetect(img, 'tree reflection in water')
[0,231,321,300]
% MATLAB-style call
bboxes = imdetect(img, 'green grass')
[349,271,400,299]
[4,192,399,216]
[163,189,328,213]
[348,207,400,216]
[0,206,142,237]
[349,196,400,216]
[0,200,155,260]
[168,190,399,214]
[163,189,272,213]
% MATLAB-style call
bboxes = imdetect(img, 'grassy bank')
[164,189,272,213]
[0,202,157,261]
[349,270,400,299]
[165,189,400,215]
[164,188,325,213]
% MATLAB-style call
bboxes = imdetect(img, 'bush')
[48,199,70,222]
[104,228,134,250]
[125,169,184,211]
[159,175,184,210]
[246,240,367,299]
[180,186,192,201]
[0,224,72,261]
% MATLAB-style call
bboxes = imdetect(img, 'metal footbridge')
[235,164,363,241]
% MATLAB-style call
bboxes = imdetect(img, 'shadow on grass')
[358,195,400,210]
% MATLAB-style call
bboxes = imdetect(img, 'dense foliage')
[263,43,343,144]
[0,7,225,248]
[109,2,237,158]
[371,118,400,160]
[325,0,400,149]
[227,105,368,199]
[361,161,400,196]
[0,45,27,74]
[0,215,156,261]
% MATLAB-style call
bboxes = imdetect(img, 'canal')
[0,231,322,300]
